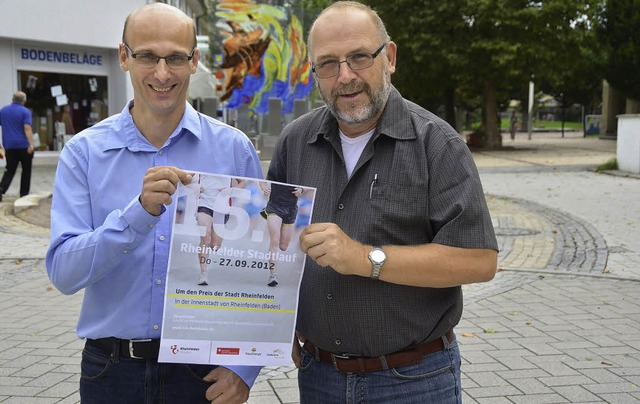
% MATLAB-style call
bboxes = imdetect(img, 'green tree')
[364,0,470,126]
[365,0,550,148]
[529,1,603,134]
[459,0,538,148]
[596,0,640,102]
[364,0,603,149]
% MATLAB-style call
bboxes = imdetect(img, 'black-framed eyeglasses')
[312,43,387,79]
[123,43,195,68]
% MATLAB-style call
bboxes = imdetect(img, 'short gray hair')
[12,91,26,104]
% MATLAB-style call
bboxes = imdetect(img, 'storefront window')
[19,71,108,151]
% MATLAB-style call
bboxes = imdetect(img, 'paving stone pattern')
[1,133,640,403]
[492,195,609,274]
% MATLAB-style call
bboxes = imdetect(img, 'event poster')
[158,172,316,366]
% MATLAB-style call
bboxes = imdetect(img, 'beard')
[320,64,392,125]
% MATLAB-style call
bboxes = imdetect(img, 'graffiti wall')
[207,0,313,114]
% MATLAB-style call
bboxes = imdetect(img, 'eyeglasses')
[123,43,195,68]
[312,43,386,79]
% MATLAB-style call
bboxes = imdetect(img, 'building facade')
[0,0,205,151]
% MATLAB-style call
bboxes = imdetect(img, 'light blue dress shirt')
[46,101,263,386]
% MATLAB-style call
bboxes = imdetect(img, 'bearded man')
[266,1,499,402]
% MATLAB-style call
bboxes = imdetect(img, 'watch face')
[370,249,385,263]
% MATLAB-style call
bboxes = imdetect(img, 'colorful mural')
[208,0,313,114]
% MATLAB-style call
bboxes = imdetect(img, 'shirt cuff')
[220,365,262,388]
[121,195,162,233]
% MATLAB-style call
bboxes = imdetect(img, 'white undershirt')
[339,129,375,178]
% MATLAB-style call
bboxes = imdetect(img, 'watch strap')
[369,247,386,280]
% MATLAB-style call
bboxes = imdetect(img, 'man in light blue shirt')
[46,4,262,403]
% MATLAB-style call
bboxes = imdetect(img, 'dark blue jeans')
[0,148,32,196]
[80,343,215,404]
[298,335,461,403]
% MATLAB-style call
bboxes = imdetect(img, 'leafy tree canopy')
[362,0,603,148]
[597,0,640,101]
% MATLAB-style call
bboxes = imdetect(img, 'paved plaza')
[0,132,639,403]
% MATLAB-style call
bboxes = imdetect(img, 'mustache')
[331,81,368,98]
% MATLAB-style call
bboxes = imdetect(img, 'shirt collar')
[100,100,202,152]
[375,86,416,141]
[309,85,416,144]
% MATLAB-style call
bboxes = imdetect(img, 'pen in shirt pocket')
[369,173,378,199]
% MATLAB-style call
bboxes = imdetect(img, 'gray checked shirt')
[267,86,498,357]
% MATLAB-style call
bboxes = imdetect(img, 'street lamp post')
[528,76,534,140]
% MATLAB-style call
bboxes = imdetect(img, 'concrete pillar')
[236,104,251,134]
[616,114,640,173]
[601,80,624,138]
[201,98,218,119]
[268,98,282,137]
[293,99,309,119]
[626,99,640,114]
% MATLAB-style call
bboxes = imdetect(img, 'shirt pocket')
[366,180,431,244]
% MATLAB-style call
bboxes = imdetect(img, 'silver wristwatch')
[368,247,386,280]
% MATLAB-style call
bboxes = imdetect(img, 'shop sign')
[19,46,104,66]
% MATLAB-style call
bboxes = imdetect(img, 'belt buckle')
[331,353,351,370]
[129,339,152,359]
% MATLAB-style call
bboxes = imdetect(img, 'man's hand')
[140,166,192,216]
[299,223,369,276]
[259,181,271,198]
[203,367,250,403]
[292,331,307,368]
[292,187,303,198]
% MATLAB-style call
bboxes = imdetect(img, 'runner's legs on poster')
[196,208,226,286]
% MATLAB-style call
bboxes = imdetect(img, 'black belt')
[86,337,160,360]
[303,330,454,373]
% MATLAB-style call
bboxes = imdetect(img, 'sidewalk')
[1,132,639,403]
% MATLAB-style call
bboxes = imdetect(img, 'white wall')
[0,0,148,49]
[110,54,134,113]
[0,0,202,115]
[0,40,16,104]
[0,0,149,116]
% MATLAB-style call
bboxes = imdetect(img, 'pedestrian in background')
[0,91,34,201]
[46,3,262,403]
[510,110,518,140]
[267,1,498,402]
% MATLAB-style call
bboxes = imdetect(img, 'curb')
[598,169,640,180]
[14,192,53,214]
